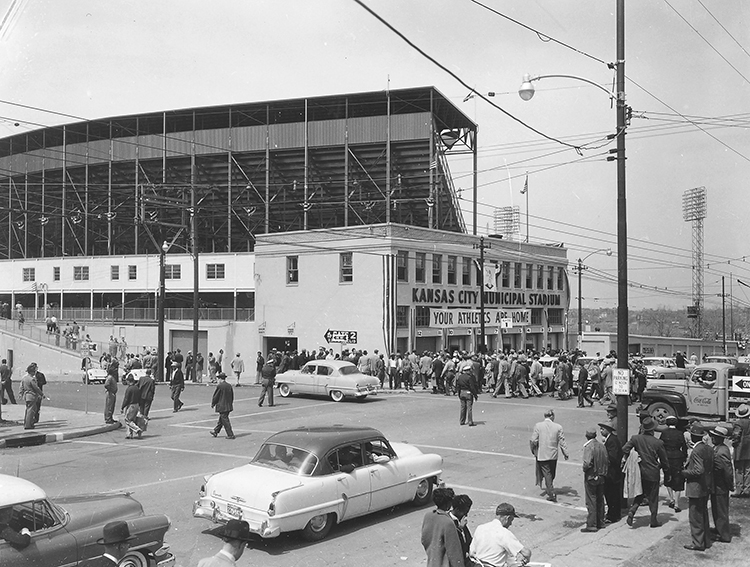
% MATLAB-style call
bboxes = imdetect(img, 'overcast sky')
[0,0,748,316]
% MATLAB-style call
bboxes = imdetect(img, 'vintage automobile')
[705,355,738,367]
[641,357,689,380]
[0,474,175,567]
[537,355,558,392]
[193,425,442,541]
[276,360,379,402]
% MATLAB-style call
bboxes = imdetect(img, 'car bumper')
[156,552,176,567]
[193,500,281,538]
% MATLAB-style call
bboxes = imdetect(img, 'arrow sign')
[732,376,750,392]
[324,329,358,344]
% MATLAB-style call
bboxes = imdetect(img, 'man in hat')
[210,372,235,440]
[599,421,623,523]
[97,520,135,564]
[198,519,252,566]
[732,403,750,497]
[170,361,184,412]
[470,503,532,567]
[258,354,276,407]
[530,409,569,502]
[622,416,670,528]
[709,425,734,543]
[581,427,609,532]
[19,363,44,429]
[604,403,618,432]
[683,422,714,551]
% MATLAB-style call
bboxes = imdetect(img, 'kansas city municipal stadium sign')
[430,308,531,328]
[412,288,562,307]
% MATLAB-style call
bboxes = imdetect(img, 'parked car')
[538,356,558,392]
[0,474,175,567]
[276,360,379,402]
[641,357,689,380]
[705,355,738,367]
[193,425,442,541]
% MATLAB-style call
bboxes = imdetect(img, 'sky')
[0,0,748,316]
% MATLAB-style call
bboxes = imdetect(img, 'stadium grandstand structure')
[0,87,476,259]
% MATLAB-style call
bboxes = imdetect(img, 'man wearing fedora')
[732,403,750,497]
[683,422,714,551]
[581,427,609,532]
[709,425,734,543]
[622,416,670,528]
[210,372,235,440]
[470,502,532,567]
[97,520,135,564]
[198,519,252,566]
[599,421,623,523]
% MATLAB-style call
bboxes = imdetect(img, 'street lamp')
[517,0,628,444]
[158,240,168,382]
[576,248,612,350]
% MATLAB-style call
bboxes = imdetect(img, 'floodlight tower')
[493,206,520,240]
[682,187,707,337]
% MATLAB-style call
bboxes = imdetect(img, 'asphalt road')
[6,382,644,566]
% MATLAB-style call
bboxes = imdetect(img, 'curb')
[0,421,121,449]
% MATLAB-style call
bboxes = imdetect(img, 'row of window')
[397,306,565,327]
[287,253,353,285]
[21,264,226,283]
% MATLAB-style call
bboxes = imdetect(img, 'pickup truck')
[639,362,750,423]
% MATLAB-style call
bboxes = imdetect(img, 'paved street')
[4,382,666,566]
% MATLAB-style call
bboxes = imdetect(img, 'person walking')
[732,403,750,497]
[709,425,734,543]
[30,363,46,424]
[137,369,155,418]
[661,415,688,513]
[120,375,141,439]
[255,351,264,385]
[581,427,609,532]
[19,364,43,430]
[683,422,714,551]
[258,355,276,407]
[103,368,118,424]
[0,358,15,405]
[530,409,570,502]
[197,519,252,567]
[577,361,593,407]
[456,364,478,427]
[420,486,464,567]
[231,353,245,387]
[622,416,670,528]
[599,422,623,523]
[170,361,184,412]
[210,372,235,440]
[470,503,532,567]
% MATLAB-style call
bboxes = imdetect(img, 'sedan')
[0,474,175,567]
[642,357,689,380]
[276,360,380,402]
[193,425,442,541]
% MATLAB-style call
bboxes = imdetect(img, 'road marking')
[69,439,250,459]
[173,400,333,425]
[417,443,582,467]
[448,482,587,512]
[148,396,260,414]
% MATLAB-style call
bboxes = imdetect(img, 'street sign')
[500,318,512,329]
[612,368,630,396]
[324,329,358,344]
[732,376,750,393]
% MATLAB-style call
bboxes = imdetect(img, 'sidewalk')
[0,401,120,448]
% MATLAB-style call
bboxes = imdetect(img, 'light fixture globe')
[518,74,535,101]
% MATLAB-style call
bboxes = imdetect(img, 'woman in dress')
[660,415,688,512]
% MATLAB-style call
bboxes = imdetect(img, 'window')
[53,267,60,281]
[447,255,457,285]
[462,257,472,286]
[557,266,565,290]
[328,443,364,472]
[415,306,430,327]
[501,262,510,288]
[207,263,225,279]
[396,305,409,327]
[340,252,353,283]
[536,264,544,289]
[432,254,442,284]
[547,266,554,290]
[165,264,181,279]
[110,265,119,281]
[22,268,35,282]
[287,256,299,284]
[526,263,533,289]
[514,262,522,288]
[415,252,426,283]
[7,500,60,533]
[128,265,137,280]
[548,309,563,325]
[73,266,89,281]
[396,251,409,282]
[531,308,542,325]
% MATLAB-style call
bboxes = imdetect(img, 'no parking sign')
[612,368,630,396]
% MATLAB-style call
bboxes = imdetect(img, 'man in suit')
[137,369,155,418]
[530,409,570,502]
[210,372,235,440]
[19,364,43,429]
[103,367,118,424]
[732,403,750,496]
[97,521,134,565]
[450,494,473,566]
[197,519,253,567]
[421,486,465,567]
[598,422,623,523]
[581,427,609,532]
[683,422,714,551]
[709,425,734,543]
[169,361,184,412]
[258,355,276,407]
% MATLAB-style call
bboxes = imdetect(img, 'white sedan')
[193,426,443,541]
[642,357,689,380]
[275,360,379,402]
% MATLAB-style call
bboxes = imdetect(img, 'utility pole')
[722,276,727,355]
[473,237,491,353]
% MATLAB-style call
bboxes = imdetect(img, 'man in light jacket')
[530,409,569,502]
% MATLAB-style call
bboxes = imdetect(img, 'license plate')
[226,503,242,518]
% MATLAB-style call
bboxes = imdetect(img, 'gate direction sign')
[612,368,630,396]
[324,329,358,344]
[732,376,750,393]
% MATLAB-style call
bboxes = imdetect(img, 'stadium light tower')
[682,187,707,337]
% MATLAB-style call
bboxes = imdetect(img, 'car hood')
[56,492,145,532]
[206,464,304,505]
[390,441,425,459]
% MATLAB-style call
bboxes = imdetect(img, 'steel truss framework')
[0,87,476,258]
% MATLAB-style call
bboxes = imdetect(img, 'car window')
[7,500,60,533]
[338,366,359,376]
[252,443,317,475]
[316,366,332,376]
[301,365,315,374]
[364,439,396,464]
[328,443,364,472]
